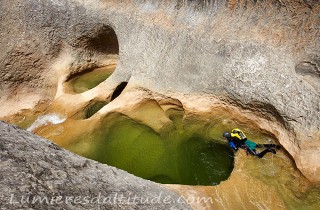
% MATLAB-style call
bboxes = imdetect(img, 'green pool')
[66,113,234,185]
[67,65,115,94]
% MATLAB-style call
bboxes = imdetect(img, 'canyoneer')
[222,128,281,158]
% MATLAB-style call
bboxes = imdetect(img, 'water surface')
[67,65,115,93]
[66,113,235,185]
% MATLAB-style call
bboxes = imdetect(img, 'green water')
[67,113,234,185]
[84,102,107,119]
[67,66,114,93]
[71,101,107,120]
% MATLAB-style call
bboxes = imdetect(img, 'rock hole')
[295,61,319,77]
[295,61,320,92]
[111,82,128,101]
[84,102,107,119]
[71,101,107,120]
[87,26,119,54]
[65,25,119,94]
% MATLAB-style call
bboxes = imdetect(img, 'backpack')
[231,128,247,140]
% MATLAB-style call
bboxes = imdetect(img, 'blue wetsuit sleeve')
[229,141,238,151]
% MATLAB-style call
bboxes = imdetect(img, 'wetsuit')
[244,141,279,158]
[226,129,280,158]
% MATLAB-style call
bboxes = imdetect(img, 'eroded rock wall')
[0,0,118,115]
[110,0,320,136]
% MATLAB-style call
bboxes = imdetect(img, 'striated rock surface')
[0,121,191,209]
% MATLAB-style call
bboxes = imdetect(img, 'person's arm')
[229,141,238,151]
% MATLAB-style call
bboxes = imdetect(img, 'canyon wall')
[0,0,319,182]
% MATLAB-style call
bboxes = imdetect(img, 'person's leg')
[263,144,281,149]
[247,148,259,156]
[257,148,276,158]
